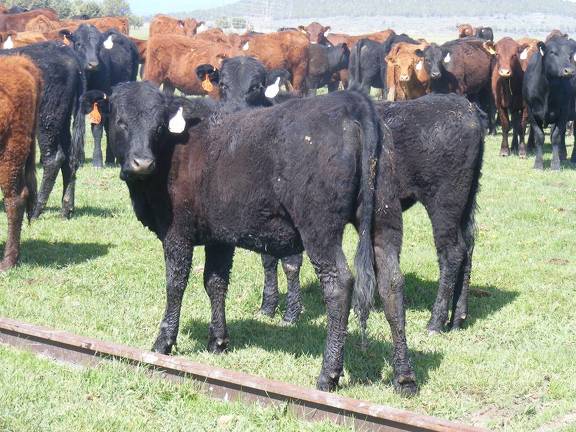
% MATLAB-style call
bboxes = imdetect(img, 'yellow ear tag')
[89,103,102,125]
[202,75,213,92]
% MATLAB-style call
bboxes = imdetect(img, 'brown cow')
[129,36,147,63]
[60,16,130,35]
[1,30,48,48]
[149,15,204,37]
[297,21,331,45]
[0,8,58,32]
[457,24,475,38]
[24,14,60,32]
[516,37,540,72]
[0,6,7,14]
[144,34,239,96]
[492,37,527,157]
[242,31,310,93]
[385,42,430,101]
[0,55,42,271]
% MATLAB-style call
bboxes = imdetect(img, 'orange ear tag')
[89,103,102,125]
[202,75,214,92]
[63,37,71,46]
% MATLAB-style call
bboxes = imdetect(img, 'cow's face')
[494,38,521,78]
[299,22,331,45]
[80,83,213,182]
[457,24,474,38]
[197,57,270,109]
[391,49,425,82]
[181,18,204,36]
[422,44,447,80]
[63,24,102,72]
[541,38,576,79]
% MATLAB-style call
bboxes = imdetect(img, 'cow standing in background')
[385,42,430,100]
[149,15,204,37]
[524,36,576,170]
[0,8,58,32]
[0,56,42,270]
[306,43,349,94]
[492,37,527,157]
[63,24,140,167]
[1,42,85,219]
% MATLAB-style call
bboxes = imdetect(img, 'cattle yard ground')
[0,127,575,431]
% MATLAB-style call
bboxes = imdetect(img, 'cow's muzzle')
[499,68,511,77]
[124,158,156,178]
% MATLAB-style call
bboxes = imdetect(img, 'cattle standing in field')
[524,37,576,170]
[197,56,485,335]
[144,34,239,96]
[420,38,496,133]
[149,15,204,37]
[492,37,527,157]
[1,42,85,219]
[0,56,42,271]
[385,42,430,100]
[349,34,419,96]
[296,22,331,45]
[241,31,310,94]
[0,8,58,32]
[80,80,418,395]
[306,43,349,94]
[63,25,139,167]
[457,24,494,41]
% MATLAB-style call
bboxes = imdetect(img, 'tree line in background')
[186,0,576,19]
[0,0,142,25]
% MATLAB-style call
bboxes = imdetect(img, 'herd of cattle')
[0,7,574,394]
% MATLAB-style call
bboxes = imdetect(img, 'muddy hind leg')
[0,173,28,271]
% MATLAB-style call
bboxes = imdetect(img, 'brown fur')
[149,15,203,37]
[516,37,540,73]
[24,14,60,32]
[60,16,130,35]
[143,34,239,96]
[386,42,430,100]
[242,31,311,92]
[1,30,48,48]
[297,22,331,45]
[129,36,148,63]
[0,9,58,32]
[457,24,475,38]
[0,55,42,271]
[327,29,395,47]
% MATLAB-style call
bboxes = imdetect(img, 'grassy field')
[1,128,575,431]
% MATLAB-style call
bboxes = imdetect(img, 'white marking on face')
[169,107,186,134]
[265,77,281,98]
[520,48,529,60]
[242,41,249,51]
[3,36,14,49]
[444,53,451,63]
[415,60,423,71]
[103,35,114,50]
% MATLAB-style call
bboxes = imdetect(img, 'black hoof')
[316,372,340,392]
[93,162,104,169]
[208,337,228,354]
[152,339,173,355]
[282,305,302,325]
[258,306,276,318]
[394,375,418,397]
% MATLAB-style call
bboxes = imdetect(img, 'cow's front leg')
[152,234,193,354]
[204,244,235,354]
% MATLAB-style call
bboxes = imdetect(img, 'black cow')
[6,6,28,13]
[349,34,418,96]
[420,38,496,133]
[0,41,85,219]
[63,24,139,167]
[475,27,494,42]
[524,36,576,170]
[306,43,350,94]
[198,56,486,333]
[80,80,417,395]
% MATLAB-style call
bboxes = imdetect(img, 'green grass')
[1,130,576,431]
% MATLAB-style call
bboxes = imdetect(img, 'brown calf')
[457,24,475,38]
[297,22,331,45]
[385,42,430,100]
[242,31,310,93]
[144,34,239,96]
[149,15,204,37]
[492,37,527,157]
[24,14,60,32]
[0,8,58,32]
[0,55,42,271]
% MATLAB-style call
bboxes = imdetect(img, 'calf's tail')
[352,92,380,340]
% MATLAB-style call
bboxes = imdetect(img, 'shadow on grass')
[402,273,519,329]
[13,239,112,268]
[181,280,443,388]
[40,205,115,218]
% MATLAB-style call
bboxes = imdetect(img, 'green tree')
[100,0,129,16]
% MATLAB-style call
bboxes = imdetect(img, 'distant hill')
[176,0,576,19]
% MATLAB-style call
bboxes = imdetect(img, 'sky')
[129,0,237,16]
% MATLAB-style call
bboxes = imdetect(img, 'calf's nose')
[130,158,155,175]
[499,68,511,77]
[431,72,441,79]
[399,74,410,82]
[88,61,99,70]
[563,67,575,77]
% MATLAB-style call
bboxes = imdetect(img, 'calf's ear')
[415,49,425,57]
[80,90,109,115]
[59,29,73,43]
[537,41,546,56]
[483,41,496,55]
[196,64,220,84]
[165,98,215,135]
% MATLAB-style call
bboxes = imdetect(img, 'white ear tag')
[444,53,451,63]
[324,29,331,36]
[539,47,544,56]
[169,107,186,134]
[265,77,281,98]
[573,53,576,62]
[197,23,207,33]
[103,35,113,50]
[3,36,14,49]
[415,60,423,71]
[520,48,528,60]
[242,41,250,51]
